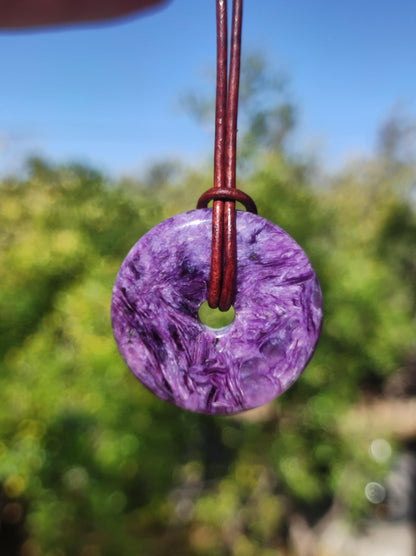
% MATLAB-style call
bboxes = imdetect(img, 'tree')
[1,81,415,556]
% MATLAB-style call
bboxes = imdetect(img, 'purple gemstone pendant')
[111,209,323,415]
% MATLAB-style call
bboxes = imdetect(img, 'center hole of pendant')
[198,301,236,329]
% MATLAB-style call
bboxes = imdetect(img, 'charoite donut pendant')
[111,209,323,415]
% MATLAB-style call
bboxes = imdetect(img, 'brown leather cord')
[209,0,228,311]
[197,188,257,215]
[197,0,257,312]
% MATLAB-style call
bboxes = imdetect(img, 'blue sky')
[1,0,415,177]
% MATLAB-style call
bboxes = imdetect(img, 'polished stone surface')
[111,209,323,415]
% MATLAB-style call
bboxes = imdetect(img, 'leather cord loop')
[197,0,255,312]
[197,188,257,215]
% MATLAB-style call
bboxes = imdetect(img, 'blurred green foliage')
[1,71,416,553]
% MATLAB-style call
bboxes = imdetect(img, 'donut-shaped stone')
[111,209,323,415]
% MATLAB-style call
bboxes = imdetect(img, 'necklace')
[111,0,323,415]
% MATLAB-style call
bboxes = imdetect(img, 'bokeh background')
[1,1,416,554]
